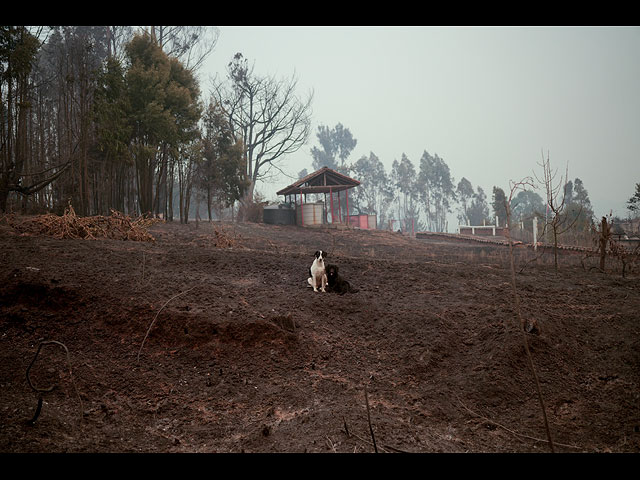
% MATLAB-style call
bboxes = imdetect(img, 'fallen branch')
[364,387,378,453]
[137,286,197,363]
[456,395,582,451]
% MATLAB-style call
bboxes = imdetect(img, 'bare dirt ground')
[1,219,639,453]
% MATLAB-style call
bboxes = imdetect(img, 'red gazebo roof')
[276,166,360,196]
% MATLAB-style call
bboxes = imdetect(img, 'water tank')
[296,202,324,226]
[263,204,296,225]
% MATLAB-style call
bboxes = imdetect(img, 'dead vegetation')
[1,204,159,242]
[212,224,240,248]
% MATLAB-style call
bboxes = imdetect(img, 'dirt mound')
[1,220,638,453]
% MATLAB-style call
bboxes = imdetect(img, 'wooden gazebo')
[276,166,360,226]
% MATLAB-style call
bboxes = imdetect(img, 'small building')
[347,214,377,230]
[274,167,361,227]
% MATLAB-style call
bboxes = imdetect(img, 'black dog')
[325,264,358,295]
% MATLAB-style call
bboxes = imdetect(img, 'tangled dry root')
[3,205,160,242]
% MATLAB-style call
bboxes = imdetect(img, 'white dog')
[307,250,328,292]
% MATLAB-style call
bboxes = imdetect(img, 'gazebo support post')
[346,189,349,226]
[324,192,327,224]
[330,187,334,224]
[300,192,304,226]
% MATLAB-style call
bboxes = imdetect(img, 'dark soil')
[1,220,639,453]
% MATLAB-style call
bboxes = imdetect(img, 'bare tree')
[535,151,581,273]
[210,53,313,217]
[503,176,555,453]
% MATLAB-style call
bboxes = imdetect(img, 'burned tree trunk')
[599,216,611,272]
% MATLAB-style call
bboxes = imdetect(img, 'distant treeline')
[303,123,596,234]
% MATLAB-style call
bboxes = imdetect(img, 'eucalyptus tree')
[124,32,201,218]
[457,177,494,227]
[349,151,393,221]
[311,123,357,173]
[167,54,203,223]
[391,154,421,232]
[418,151,455,232]
[563,177,594,231]
[0,26,73,212]
[197,98,247,221]
[210,53,313,217]
[1,26,37,211]
[43,27,111,215]
[467,186,491,226]
[511,189,545,226]
[92,55,133,214]
[456,177,474,225]
[491,186,507,226]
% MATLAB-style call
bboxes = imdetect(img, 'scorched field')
[1,217,639,453]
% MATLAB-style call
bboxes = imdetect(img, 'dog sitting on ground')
[307,250,328,292]
[325,264,358,295]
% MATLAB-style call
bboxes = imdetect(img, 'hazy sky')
[202,26,640,225]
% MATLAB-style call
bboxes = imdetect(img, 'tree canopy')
[310,123,357,173]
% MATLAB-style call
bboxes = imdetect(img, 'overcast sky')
[202,26,640,225]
